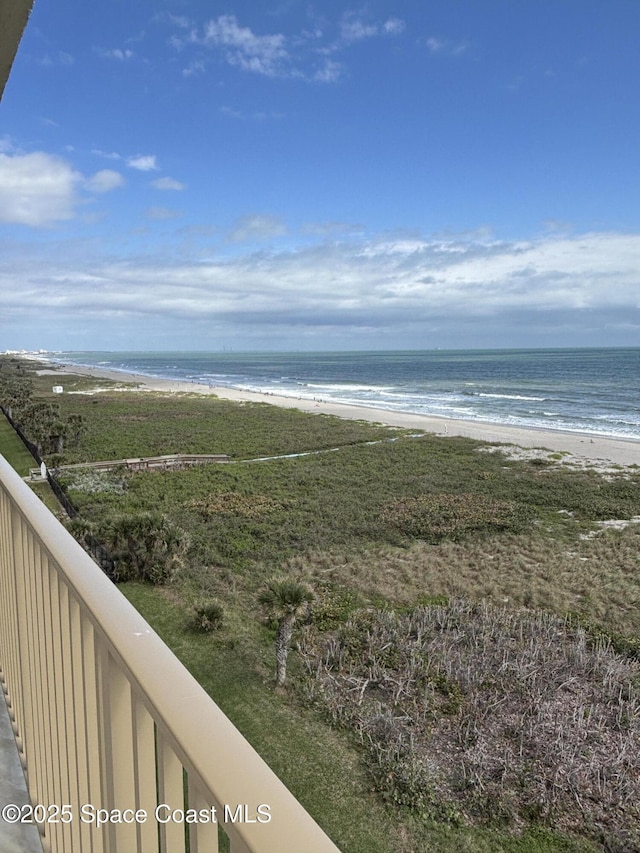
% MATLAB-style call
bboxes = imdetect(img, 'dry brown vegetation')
[290,525,640,642]
[381,493,525,541]
[300,599,640,850]
[186,491,290,519]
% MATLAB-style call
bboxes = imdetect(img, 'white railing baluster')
[187,779,219,853]
[131,695,158,852]
[67,594,95,853]
[157,734,187,853]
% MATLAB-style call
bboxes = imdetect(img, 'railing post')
[186,780,219,853]
[67,595,95,853]
[0,487,24,743]
[10,506,37,789]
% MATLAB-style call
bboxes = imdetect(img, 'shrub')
[100,512,188,584]
[192,598,225,632]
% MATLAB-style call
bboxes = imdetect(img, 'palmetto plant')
[103,512,188,584]
[259,578,314,686]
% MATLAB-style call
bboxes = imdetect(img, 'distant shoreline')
[35,361,640,468]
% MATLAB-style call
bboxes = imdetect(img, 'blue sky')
[1,0,639,351]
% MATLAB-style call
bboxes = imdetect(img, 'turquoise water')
[50,348,640,440]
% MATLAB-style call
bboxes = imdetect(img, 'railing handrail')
[0,454,340,852]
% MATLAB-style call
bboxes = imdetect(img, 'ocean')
[49,348,640,441]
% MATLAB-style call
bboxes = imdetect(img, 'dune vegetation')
[2,356,640,853]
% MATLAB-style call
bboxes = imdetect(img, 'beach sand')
[41,363,640,469]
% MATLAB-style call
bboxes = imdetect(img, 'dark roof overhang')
[0,0,35,101]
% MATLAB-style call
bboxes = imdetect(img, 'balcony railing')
[0,454,340,853]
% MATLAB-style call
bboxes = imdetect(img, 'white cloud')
[313,59,343,83]
[302,220,363,237]
[145,207,182,220]
[0,152,81,226]
[85,169,125,193]
[383,18,406,36]
[227,214,288,243]
[39,52,75,67]
[339,12,405,43]
[340,15,378,43]
[182,59,206,77]
[97,48,134,61]
[127,155,159,171]
[150,177,186,191]
[164,13,191,30]
[202,15,289,77]
[92,149,122,162]
[175,12,405,84]
[426,36,468,56]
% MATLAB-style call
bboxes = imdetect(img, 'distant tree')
[0,376,33,420]
[65,413,86,447]
[259,578,314,686]
[21,401,62,456]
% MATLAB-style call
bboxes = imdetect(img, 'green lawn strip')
[0,414,70,516]
[28,479,70,519]
[0,416,36,476]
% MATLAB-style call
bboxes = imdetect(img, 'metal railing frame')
[0,454,340,853]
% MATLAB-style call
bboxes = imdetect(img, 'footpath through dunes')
[48,433,425,474]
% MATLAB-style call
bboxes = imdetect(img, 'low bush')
[192,598,225,632]
[100,512,188,584]
[187,491,289,519]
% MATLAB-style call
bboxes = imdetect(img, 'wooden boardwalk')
[30,453,229,479]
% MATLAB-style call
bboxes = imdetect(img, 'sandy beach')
[40,362,640,468]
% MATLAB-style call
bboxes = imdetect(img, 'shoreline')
[37,362,640,468]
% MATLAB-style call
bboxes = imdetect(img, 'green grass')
[0,416,35,476]
[0,415,71,517]
[42,386,405,463]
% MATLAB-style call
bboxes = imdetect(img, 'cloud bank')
[1,230,638,348]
